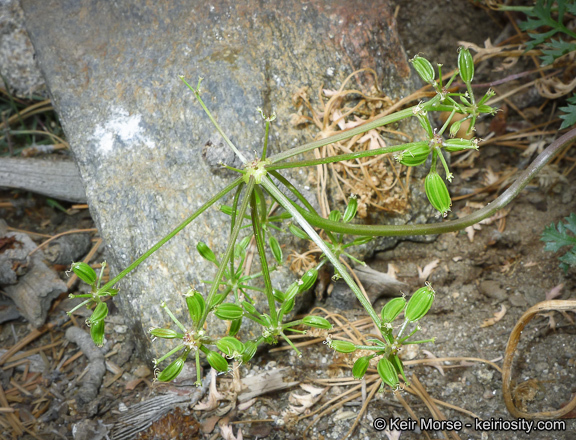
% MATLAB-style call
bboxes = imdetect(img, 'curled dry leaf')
[195,369,228,411]
[418,259,439,282]
[384,429,402,440]
[220,422,243,440]
[287,383,327,415]
[537,312,556,331]
[480,304,507,328]
[422,350,445,376]
[545,283,564,301]
[386,263,398,280]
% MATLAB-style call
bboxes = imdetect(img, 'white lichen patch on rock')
[93,107,155,155]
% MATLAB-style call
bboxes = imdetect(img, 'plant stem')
[229,183,244,277]
[285,126,576,237]
[261,119,270,160]
[196,178,255,330]
[98,177,243,295]
[261,177,382,327]
[269,170,316,213]
[180,76,247,163]
[250,192,278,325]
[266,142,413,170]
[268,170,337,244]
[268,96,441,164]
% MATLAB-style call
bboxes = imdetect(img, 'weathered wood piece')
[0,157,86,203]
[1,232,67,326]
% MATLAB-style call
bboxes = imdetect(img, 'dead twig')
[65,326,107,409]
[502,300,576,419]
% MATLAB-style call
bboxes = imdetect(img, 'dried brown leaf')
[418,259,439,282]
[545,283,564,301]
[480,305,507,328]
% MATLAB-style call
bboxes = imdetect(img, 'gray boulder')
[20,0,425,359]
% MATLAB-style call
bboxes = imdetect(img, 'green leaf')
[540,39,576,65]
[541,216,576,252]
[541,213,576,271]
[559,249,576,267]
[559,95,576,129]
[518,0,576,64]
[268,235,283,264]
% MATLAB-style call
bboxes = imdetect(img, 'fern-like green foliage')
[559,94,576,129]
[519,0,576,66]
[542,212,576,272]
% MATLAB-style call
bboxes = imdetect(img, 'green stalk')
[98,177,243,295]
[268,170,337,244]
[261,177,382,327]
[229,183,244,277]
[268,97,441,164]
[261,119,270,160]
[154,344,185,365]
[250,192,278,325]
[269,170,316,213]
[280,332,302,357]
[180,76,247,163]
[284,126,576,237]
[266,142,412,171]
[196,178,255,330]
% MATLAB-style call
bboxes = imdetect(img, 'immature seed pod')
[478,104,497,115]
[343,196,358,223]
[352,356,371,380]
[149,328,182,339]
[281,297,295,315]
[185,291,205,323]
[71,262,97,285]
[268,235,283,264]
[302,315,332,330]
[329,209,342,222]
[260,314,272,327]
[377,357,399,388]
[197,241,218,264]
[381,297,406,323]
[458,47,474,83]
[229,318,242,337]
[352,236,373,246]
[210,294,226,308]
[425,170,451,217]
[389,354,408,384]
[206,350,229,372]
[237,236,251,252]
[219,205,235,216]
[157,354,186,382]
[329,340,356,353]
[405,285,435,322]
[394,142,430,166]
[242,300,259,316]
[298,269,318,293]
[214,303,244,321]
[89,302,109,324]
[283,282,300,303]
[98,288,118,297]
[449,119,464,138]
[242,340,258,363]
[90,319,106,347]
[289,224,310,240]
[443,138,478,152]
[216,336,245,357]
[410,55,435,84]
[272,289,285,303]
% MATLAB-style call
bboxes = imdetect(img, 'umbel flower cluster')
[66,47,497,390]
